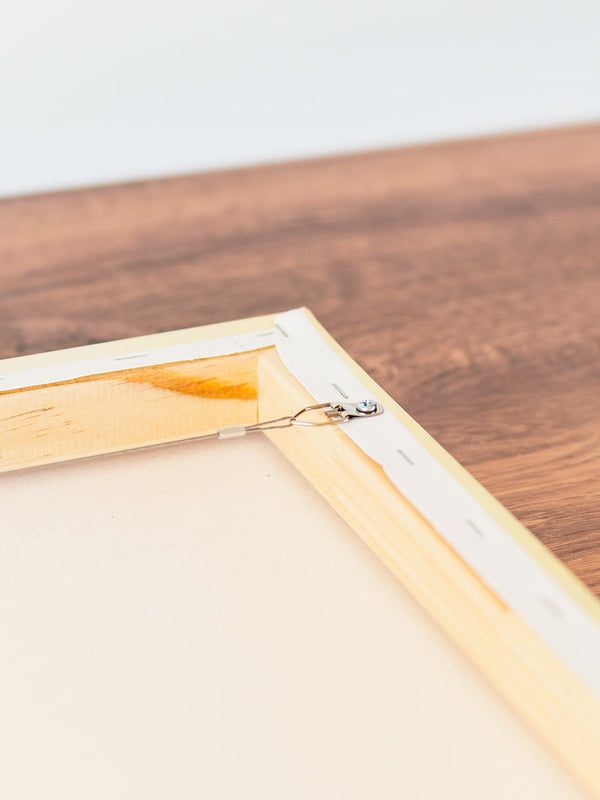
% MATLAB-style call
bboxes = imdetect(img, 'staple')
[257,331,275,337]
[113,353,149,362]
[465,518,485,537]
[274,323,289,338]
[332,383,348,399]
[540,595,564,618]
[396,448,415,466]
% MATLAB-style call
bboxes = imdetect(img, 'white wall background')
[2,0,600,198]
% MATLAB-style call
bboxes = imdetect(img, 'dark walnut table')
[1,124,599,595]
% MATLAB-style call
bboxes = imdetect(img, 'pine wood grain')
[1,124,599,593]
[0,351,259,472]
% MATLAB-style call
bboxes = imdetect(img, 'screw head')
[356,399,378,415]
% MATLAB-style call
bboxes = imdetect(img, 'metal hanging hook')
[196,400,384,442]
[246,400,384,433]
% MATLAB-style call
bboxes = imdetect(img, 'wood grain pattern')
[0,351,258,471]
[1,124,599,592]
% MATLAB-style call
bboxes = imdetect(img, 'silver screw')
[356,399,378,415]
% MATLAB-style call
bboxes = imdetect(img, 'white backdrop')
[2,0,599,198]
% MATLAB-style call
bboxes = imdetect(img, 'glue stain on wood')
[1,351,258,402]
[122,362,257,401]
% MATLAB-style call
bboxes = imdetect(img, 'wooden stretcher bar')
[2,308,600,797]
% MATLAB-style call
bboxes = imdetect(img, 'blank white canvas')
[1,435,589,798]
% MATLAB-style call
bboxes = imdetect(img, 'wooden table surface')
[1,124,599,596]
